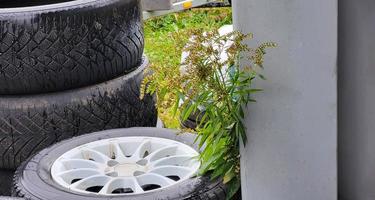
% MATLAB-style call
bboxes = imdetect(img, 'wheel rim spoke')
[56,168,102,179]
[131,139,151,161]
[146,145,179,162]
[149,165,193,178]
[61,158,102,170]
[70,175,110,192]
[80,147,110,164]
[110,141,128,162]
[51,136,200,196]
[54,168,102,188]
[132,177,145,193]
[98,178,116,195]
[137,172,175,187]
[150,155,198,168]
[99,177,144,195]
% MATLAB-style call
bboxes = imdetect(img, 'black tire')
[0,197,22,200]
[180,118,198,130]
[0,0,143,94]
[0,57,157,170]
[180,111,204,130]
[12,128,226,200]
[0,170,14,196]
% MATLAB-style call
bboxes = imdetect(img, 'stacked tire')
[0,0,156,175]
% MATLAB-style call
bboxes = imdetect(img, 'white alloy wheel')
[50,137,200,196]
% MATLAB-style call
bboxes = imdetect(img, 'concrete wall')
[232,1,338,200]
[338,1,375,200]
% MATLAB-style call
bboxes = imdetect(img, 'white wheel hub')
[51,137,200,195]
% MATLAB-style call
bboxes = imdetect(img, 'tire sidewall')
[16,128,211,200]
[0,0,134,15]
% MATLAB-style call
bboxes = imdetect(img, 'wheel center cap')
[114,163,144,177]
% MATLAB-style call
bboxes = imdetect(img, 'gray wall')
[232,0,338,199]
[338,1,375,200]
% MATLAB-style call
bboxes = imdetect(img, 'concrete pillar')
[232,1,338,200]
[338,1,375,200]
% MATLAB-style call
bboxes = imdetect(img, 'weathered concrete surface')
[338,1,375,200]
[232,1,338,200]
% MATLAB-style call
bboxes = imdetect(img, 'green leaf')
[172,96,180,116]
[200,150,224,173]
[181,103,195,121]
[226,178,241,200]
[211,162,232,179]
[248,88,263,93]
[237,121,247,145]
[238,106,244,118]
[223,166,236,184]
[259,74,267,80]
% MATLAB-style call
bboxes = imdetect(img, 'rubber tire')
[0,57,157,170]
[0,170,14,196]
[180,111,204,130]
[12,128,227,200]
[0,0,143,94]
[0,197,22,200]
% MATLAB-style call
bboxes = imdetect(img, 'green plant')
[142,29,275,199]
[144,8,232,128]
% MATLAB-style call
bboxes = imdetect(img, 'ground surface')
[144,7,232,128]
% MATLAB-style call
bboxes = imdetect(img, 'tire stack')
[0,0,156,182]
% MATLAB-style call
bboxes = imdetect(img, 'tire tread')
[0,60,156,170]
[0,0,143,94]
